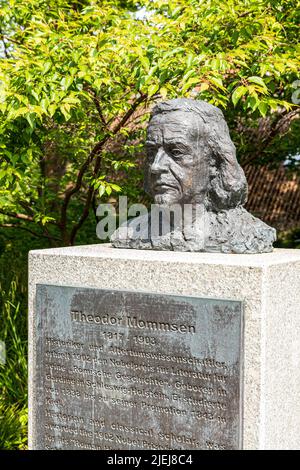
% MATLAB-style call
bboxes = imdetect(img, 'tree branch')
[0,223,62,242]
[92,193,98,223]
[0,34,33,51]
[112,93,147,135]
[18,200,35,216]
[59,136,110,243]
[0,209,34,222]
[238,11,252,18]
[85,86,108,128]
[69,189,93,245]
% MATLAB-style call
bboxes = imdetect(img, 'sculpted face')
[146,110,209,205]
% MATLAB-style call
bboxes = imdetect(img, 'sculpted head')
[145,98,248,210]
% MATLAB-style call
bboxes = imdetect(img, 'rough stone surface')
[29,245,300,449]
[111,99,276,253]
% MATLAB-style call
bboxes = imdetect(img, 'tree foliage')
[0,0,299,244]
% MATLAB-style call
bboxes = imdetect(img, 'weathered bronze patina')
[111,98,276,253]
[34,284,243,450]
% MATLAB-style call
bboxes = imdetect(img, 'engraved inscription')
[34,286,243,450]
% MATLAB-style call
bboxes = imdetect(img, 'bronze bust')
[111,99,276,253]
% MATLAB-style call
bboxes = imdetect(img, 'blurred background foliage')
[0,0,299,448]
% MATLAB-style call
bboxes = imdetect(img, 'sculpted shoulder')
[111,206,276,253]
[206,207,276,254]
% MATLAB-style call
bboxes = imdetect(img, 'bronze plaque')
[34,285,243,450]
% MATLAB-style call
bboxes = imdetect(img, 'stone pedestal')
[29,245,300,450]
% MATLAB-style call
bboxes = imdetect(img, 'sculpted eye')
[171,148,182,156]
[168,146,183,158]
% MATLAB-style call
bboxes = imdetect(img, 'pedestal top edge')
[28,244,300,268]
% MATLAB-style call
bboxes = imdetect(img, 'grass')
[0,278,28,449]
[0,402,27,450]
[0,228,47,450]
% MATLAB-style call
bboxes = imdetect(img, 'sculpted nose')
[150,149,168,174]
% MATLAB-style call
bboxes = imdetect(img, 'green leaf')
[199,83,209,92]
[99,184,106,198]
[210,77,225,90]
[147,83,159,97]
[181,77,199,94]
[260,63,269,76]
[248,76,268,90]
[160,87,168,99]
[247,95,259,111]
[110,183,122,192]
[258,101,269,117]
[31,90,39,102]
[61,76,74,91]
[25,113,35,129]
[232,86,247,106]
[48,104,57,117]
[140,56,150,71]
[42,62,52,74]
[186,54,194,69]
[60,104,71,121]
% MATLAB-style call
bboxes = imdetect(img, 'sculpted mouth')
[153,182,178,192]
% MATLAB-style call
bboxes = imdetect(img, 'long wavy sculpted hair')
[146,99,248,211]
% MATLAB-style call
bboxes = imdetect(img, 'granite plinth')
[29,245,300,450]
